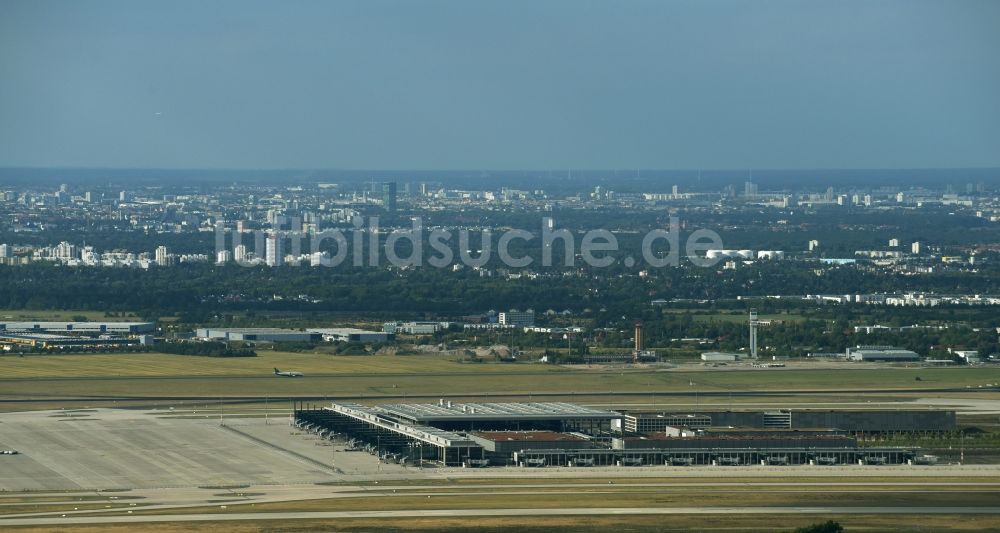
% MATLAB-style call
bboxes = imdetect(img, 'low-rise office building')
[498,310,535,327]
[385,321,443,335]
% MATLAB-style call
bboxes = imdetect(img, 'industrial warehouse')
[293,401,945,468]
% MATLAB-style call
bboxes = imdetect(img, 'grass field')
[0,309,139,321]
[0,351,528,378]
[7,514,1000,533]
[131,489,1000,515]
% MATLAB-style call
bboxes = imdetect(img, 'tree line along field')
[0,309,138,321]
[4,257,1000,322]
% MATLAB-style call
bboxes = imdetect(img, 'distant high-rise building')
[0,244,10,258]
[84,192,93,203]
[234,244,248,263]
[420,182,429,196]
[119,191,129,202]
[911,242,922,255]
[672,185,679,198]
[634,321,644,352]
[266,209,282,227]
[382,182,397,212]
[155,246,169,267]
[743,181,757,198]
[56,241,77,260]
[216,250,232,264]
[889,238,900,248]
[265,233,283,267]
[863,194,872,207]
[808,239,820,252]
[310,252,325,267]
[59,184,68,193]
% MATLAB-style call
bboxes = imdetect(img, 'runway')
[0,374,995,407]
[3,506,1000,527]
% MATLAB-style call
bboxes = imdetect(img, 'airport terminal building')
[294,400,936,468]
[620,409,956,434]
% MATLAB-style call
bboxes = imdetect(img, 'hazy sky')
[1,0,998,170]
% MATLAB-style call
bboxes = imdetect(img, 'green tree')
[793,520,843,533]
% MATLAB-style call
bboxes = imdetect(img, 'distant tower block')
[633,321,644,364]
[634,321,644,352]
[749,310,759,359]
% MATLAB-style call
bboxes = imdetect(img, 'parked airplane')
[273,368,304,377]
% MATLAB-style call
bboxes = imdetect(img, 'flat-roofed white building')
[846,346,920,362]
[700,351,739,362]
